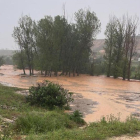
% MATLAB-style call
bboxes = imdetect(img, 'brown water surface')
[0,65,140,123]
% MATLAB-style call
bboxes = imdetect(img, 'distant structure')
[91,35,140,58]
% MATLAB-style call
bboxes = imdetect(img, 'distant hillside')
[136,36,140,53]
[92,36,140,53]
[1,36,140,57]
[0,50,15,56]
[91,39,105,52]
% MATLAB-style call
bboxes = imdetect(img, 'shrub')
[26,81,73,109]
[70,110,86,125]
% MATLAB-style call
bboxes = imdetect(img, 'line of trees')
[104,15,139,80]
[12,9,100,76]
[12,10,139,80]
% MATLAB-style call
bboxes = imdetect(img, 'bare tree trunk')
[49,71,52,77]
[54,70,58,76]
[29,67,32,76]
[69,71,71,77]
[23,68,26,75]
[127,58,132,81]
[77,69,79,76]
[65,70,68,76]
[73,68,75,77]
[41,70,43,75]
[123,57,127,80]
[107,60,111,77]
[45,70,47,77]
[90,62,94,76]
[31,67,34,75]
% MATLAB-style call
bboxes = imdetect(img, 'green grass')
[1,84,140,140]
[24,116,140,140]
[0,84,47,119]
[12,111,78,134]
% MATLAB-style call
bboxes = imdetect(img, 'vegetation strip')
[0,84,140,140]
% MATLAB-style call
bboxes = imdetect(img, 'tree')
[34,16,53,76]
[13,51,27,74]
[104,15,139,79]
[13,9,101,77]
[0,56,4,67]
[112,19,125,78]
[104,16,117,77]
[74,9,101,75]
[12,15,36,75]
[52,15,69,76]
[123,15,139,80]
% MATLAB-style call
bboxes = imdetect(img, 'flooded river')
[0,65,140,123]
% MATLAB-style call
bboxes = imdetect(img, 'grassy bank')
[0,85,46,119]
[0,84,140,140]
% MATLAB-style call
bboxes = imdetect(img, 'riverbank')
[1,84,140,140]
[0,65,140,123]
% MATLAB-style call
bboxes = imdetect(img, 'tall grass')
[26,116,140,140]
[12,111,78,134]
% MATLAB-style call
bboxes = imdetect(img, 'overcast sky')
[0,0,140,50]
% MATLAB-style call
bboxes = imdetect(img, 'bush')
[70,110,85,125]
[26,81,73,109]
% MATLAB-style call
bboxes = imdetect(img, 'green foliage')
[12,111,78,134]
[26,81,73,109]
[104,16,117,77]
[0,56,4,67]
[70,110,85,125]
[104,16,124,78]
[104,15,138,80]
[12,51,27,74]
[13,9,101,76]
[12,15,36,76]
[26,116,140,140]
[0,84,47,120]
[1,84,140,139]
[131,63,140,80]
[3,56,13,65]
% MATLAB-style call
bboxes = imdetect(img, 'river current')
[0,65,140,123]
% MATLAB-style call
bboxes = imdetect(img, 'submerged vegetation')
[12,8,139,80]
[104,15,139,80]
[12,8,100,77]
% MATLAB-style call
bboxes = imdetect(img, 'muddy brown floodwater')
[0,65,140,123]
